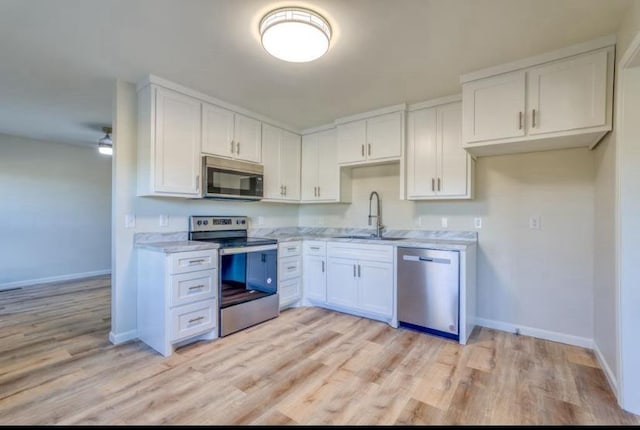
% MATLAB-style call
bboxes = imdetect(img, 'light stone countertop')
[135,240,220,253]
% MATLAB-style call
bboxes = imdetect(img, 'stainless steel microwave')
[202,156,264,201]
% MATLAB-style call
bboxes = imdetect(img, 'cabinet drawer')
[169,250,217,274]
[170,269,217,307]
[279,255,302,280]
[327,242,394,263]
[303,241,326,256]
[170,300,216,342]
[279,241,302,257]
[279,277,302,309]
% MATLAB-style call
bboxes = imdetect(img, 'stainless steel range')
[189,216,279,337]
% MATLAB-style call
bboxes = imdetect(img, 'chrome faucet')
[368,191,383,238]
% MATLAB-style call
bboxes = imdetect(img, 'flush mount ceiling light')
[98,126,112,155]
[259,7,331,63]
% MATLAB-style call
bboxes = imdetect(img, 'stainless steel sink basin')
[332,235,405,241]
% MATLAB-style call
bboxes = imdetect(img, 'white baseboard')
[475,317,594,349]
[109,329,138,345]
[0,269,111,290]
[593,341,618,396]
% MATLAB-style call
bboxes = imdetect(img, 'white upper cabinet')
[261,123,301,202]
[202,103,262,163]
[461,37,614,156]
[462,70,526,143]
[137,85,202,197]
[301,128,350,203]
[337,111,403,165]
[526,49,608,136]
[407,100,472,200]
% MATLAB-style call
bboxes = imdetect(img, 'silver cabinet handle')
[321,261,325,272]
[287,247,296,251]
[188,316,205,324]
[314,186,317,197]
[519,111,523,130]
[532,109,537,128]
[196,175,200,192]
[188,259,206,265]
[368,143,371,156]
[310,246,320,250]
[230,141,234,154]
[358,264,361,278]
[188,285,205,291]
[284,185,287,196]
[361,144,364,157]
[236,141,240,154]
[431,178,435,192]
[353,264,356,277]
[280,185,284,196]
[317,186,320,197]
[437,178,441,191]
[287,266,296,270]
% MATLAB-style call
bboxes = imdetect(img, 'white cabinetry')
[137,248,218,356]
[202,103,262,163]
[302,241,327,304]
[300,128,351,203]
[278,241,302,309]
[262,124,301,202]
[407,100,472,199]
[461,37,614,156]
[325,242,395,323]
[137,85,202,197]
[336,111,404,165]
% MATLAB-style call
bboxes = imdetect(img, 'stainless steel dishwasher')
[397,247,460,341]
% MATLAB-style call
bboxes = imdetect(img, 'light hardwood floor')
[0,275,638,425]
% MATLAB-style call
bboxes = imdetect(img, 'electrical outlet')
[416,216,423,227]
[318,216,324,226]
[441,217,448,228]
[258,216,264,226]
[529,215,541,230]
[125,214,135,229]
[159,214,169,227]
[474,217,482,229]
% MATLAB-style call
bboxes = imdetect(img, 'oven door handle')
[219,244,278,255]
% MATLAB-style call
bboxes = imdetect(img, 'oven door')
[203,157,263,200]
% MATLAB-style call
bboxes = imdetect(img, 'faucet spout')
[368,191,383,238]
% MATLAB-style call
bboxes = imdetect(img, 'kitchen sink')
[332,235,405,241]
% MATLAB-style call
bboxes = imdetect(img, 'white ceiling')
[0,0,632,146]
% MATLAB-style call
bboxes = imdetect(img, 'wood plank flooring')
[0,275,638,425]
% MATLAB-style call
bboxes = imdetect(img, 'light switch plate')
[258,216,264,226]
[529,215,541,230]
[441,217,448,228]
[159,214,169,227]
[125,214,135,229]
[474,217,482,229]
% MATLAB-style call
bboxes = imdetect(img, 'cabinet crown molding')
[460,34,616,84]
[407,94,462,112]
[334,103,407,126]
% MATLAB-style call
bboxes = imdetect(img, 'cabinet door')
[279,277,302,309]
[407,108,437,198]
[326,257,359,309]
[462,70,526,143]
[367,112,402,161]
[301,134,319,201]
[527,49,608,136]
[202,103,235,158]
[153,87,201,195]
[281,130,301,201]
[437,102,468,197]
[234,114,262,163]
[303,255,326,303]
[337,120,366,164]
[358,260,393,318]
[316,129,339,201]
[261,123,283,200]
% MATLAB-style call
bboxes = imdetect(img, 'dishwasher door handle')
[402,255,450,264]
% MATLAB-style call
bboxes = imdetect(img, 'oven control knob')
[203,220,208,225]
[196,220,202,226]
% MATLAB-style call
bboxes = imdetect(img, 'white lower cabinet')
[302,241,327,304]
[137,248,218,357]
[325,242,395,323]
[278,241,302,309]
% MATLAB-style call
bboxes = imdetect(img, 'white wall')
[0,133,111,288]
[110,81,299,342]
[300,148,596,344]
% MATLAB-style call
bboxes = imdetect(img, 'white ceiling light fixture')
[98,126,112,155]
[259,7,332,63]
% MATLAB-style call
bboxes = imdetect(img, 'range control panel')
[189,216,248,232]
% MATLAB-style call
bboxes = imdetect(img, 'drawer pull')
[287,266,296,270]
[287,247,296,251]
[188,285,205,291]
[188,316,205,324]
[310,246,320,250]
[188,259,206,265]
